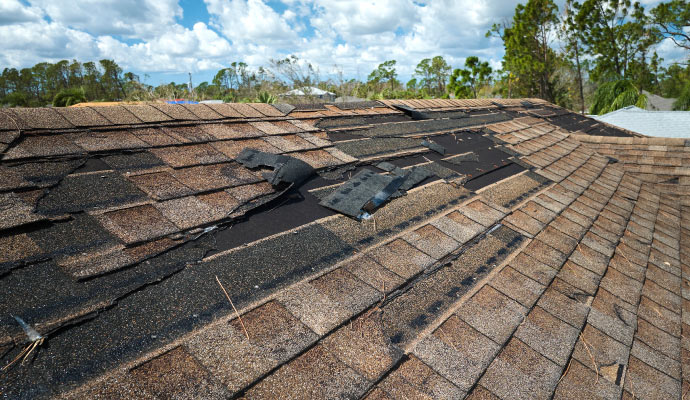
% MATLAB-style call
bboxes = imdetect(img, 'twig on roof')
[579,332,598,385]
[617,249,634,268]
[215,276,250,341]
[1,316,45,374]
[576,244,593,268]
[558,358,573,384]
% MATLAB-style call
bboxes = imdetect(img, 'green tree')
[414,56,451,97]
[82,61,103,100]
[269,55,319,90]
[368,60,398,91]
[651,0,690,51]
[489,0,562,102]
[99,59,125,100]
[3,92,28,107]
[0,59,138,105]
[406,78,418,92]
[561,0,588,113]
[673,86,690,111]
[570,0,654,82]
[589,79,647,114]
[659,64,690,98]
[448,56,493,98]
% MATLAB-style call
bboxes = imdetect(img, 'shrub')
[52,88,86,107]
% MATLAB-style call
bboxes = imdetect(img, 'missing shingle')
[442,152,479,165]
[236,148,314,186]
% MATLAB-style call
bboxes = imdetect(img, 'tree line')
[1,0,688,113]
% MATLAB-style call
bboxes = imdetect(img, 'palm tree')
[589,79,647,115]
[52,87,87,107]
[257,91,276,104]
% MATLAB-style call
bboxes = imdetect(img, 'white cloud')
[95,22,232,73]
[309,0,419,38]
[0,0,44,25]
[0,21,99,66]
[28,0,182,39]
[204,0,298,47]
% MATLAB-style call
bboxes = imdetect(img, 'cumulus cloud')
[0,0,44,25]
[0,21,99,66]
[95,22,232,72]
[28,0,182,38]
[204,0,298,47]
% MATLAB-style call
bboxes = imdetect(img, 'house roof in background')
[643,90,677,111]
[591,106,690,138]
[282,86,336,96]
[0,98,688,399]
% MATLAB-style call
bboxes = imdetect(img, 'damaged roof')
[0,98,688,399]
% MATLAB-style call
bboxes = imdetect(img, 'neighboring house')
[1,99,689,399]
[591,105,690,138]
[643,90,676,111]
[280,86,336,102]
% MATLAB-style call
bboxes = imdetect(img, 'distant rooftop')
[643,90,676,111]
[281,86,335,97]
[591,106,690,138]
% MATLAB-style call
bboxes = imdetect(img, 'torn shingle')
[319,169,404,219]
[236,148,315,186]
[422,139,446,155]
[0,193,46,230]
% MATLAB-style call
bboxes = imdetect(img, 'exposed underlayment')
[1,98,689,400]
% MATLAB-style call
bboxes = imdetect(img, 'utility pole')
[188,72,194,101]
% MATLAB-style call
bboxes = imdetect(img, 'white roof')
[591,106,690,138]
[282,87,335,96]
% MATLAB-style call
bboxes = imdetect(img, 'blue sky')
[0,0,685,87]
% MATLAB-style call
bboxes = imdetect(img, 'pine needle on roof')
[215,276,250,341]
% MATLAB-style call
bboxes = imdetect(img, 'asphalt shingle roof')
[0,98,688,399]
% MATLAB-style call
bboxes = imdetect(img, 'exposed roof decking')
[1,100,689,399]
